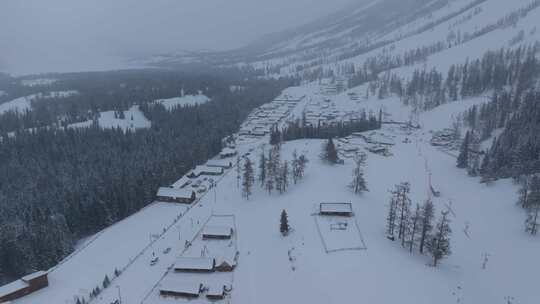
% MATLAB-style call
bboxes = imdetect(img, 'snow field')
[68,105,151,131]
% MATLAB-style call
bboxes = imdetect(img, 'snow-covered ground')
[68,105,151,131]
[10,79,539,304]
[154,94,210,111]
[20,78,58,87]
[0,91,78,115]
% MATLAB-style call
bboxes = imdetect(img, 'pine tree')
[395,182,412,243]
[386,196,398,240]
[427,210,452,267]
[457,131,470,168]
[102,275,110,289]
[281,161,289,193]
[236,156,241,188]
[408,204,421,253]
[517,175,530,209]
[350,153,368,194]
[242,159,255,199]
[525,175,540,235]
[258,152,267,187]
[419,199,435,254]
[292,150,300,184]
[321,137,338,164]
[265,150,275,194]
[298,154,308,179]
[280,209,290,236]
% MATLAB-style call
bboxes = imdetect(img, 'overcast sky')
[0,0,354,75]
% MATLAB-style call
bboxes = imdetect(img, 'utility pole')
[116,285,122,304]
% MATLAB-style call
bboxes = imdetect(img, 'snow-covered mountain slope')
[147,0,540,84]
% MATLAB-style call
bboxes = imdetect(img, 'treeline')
[0,68,267,134]
[398,44,540,110]
[272,111,381,144]
[0,75,294,280]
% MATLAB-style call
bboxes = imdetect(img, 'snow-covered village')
[1,0,540,303]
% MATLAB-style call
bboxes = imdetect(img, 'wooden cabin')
[160,281,202,298]
[206,284,226,300]
[202,226,233,240]
[319,202,353,217]
[0,271,48,302]
[156,187,196,204]
[174,257,215,273]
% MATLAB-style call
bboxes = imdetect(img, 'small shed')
[160,281,202,298]
[206,284,225,300]
[21,271,48,292]
[202,226,233,240]
[320,202,353,217]
[174,257,215,272]
[156,187,196,204]
[215,250,239,272]
[0,271,48,302]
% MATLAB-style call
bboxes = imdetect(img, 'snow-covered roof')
[202,225,233,238]
[156,187,194,199]
[219,148,237,156]
[160,278,202,296]
[216,250,238,267]
[22,270,47,282]
[206,159,233,168]
[0,279,28,298]
[174,257,214,271]
[206,283,225,297]
[171,176,191,189]
[320,202,353,214]
[190,165,223,176]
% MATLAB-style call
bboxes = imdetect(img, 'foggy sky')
[0,0,353,75]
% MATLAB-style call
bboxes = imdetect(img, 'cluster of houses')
[155,148,237,204]
[430,128,460,149]
[320,77,347,96]
[333,131,395,158]
[159,222,238,301]
[302,95,366,127]
[238,95,304,138]
[0,271,48,303]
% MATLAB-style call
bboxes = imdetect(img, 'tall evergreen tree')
[457,131,470,168]
[321,137,338,164]
[258,152,267,187]
[427,210,452,267]
[386,196,398,240]
[280,210,290,236]
[350,153,368,194]
[525,175,540,235]
[408,204,421,253]
[419,199,435,254]
[242,158,255,200]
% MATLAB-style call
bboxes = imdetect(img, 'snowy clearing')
[68,105,151,131]
[154,94,210,111]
